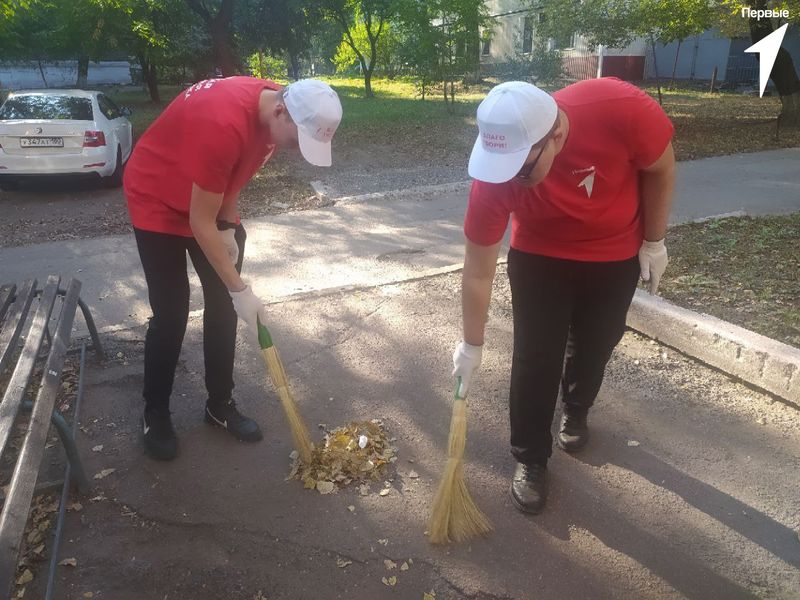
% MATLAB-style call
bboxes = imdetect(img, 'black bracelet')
[216,220,237,231]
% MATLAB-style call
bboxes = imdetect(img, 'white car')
[0,89,133,190]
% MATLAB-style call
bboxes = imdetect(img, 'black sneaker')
[142,408,178,461]
[204,399,263,443]
[510,462,548,514]
[557,409,590,453]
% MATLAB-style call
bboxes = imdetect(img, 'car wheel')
[0,179,19,192]
[105,147,124,188]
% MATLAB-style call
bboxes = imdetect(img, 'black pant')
[506,248,640,466]
[134,226,246,413]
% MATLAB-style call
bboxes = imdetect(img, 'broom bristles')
[428,398,492,544]
[262,347,313,464]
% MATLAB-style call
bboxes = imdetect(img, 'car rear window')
[0,95,94,121]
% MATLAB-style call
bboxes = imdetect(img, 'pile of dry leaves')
[288,420,397,494]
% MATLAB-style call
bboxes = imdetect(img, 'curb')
[627,290,800,408]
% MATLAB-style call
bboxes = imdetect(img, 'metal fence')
[723,54,759,89]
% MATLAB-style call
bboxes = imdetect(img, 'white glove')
[638,238,668,295]
[452,341,483,398]
[229,285,267,331]
[220,229,239,265]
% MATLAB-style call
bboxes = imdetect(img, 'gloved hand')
[220,229,239,265]
[452,341,483,398]
[638,238,668,295]
[229,285,267,331]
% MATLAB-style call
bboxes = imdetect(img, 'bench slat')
[0,279,81,595]
[0,285,15,323]
[0,280,37,377]
[0,276,60,460]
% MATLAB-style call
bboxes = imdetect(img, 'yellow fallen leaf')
[379,488,390,497]
[32,544,45,555]
[316,481,335,495]
[336,557,352,568]
[382,576,397,587]
[92,445,103,452]
[83,593,95,599]
[68,502,83,512]
[400,562,409,571]
[384,559,397,570]
[59,558,78,567]
[93,468,115,480]
[424,592,436,600]
[347,505,355,512]
[16,569,33,585]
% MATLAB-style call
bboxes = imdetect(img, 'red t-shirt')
[124,76,279,237]
[464,77,674,261]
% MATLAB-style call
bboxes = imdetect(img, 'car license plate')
[20,137,64,148]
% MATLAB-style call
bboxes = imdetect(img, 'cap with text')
[468,81,558,184]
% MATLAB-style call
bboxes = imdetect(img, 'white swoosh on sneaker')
[207,409,227,428]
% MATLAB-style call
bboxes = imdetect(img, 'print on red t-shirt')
[124,76,279,237]
[464,77,674,262]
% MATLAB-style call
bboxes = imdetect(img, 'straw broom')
[257,318,313,464]
[428,379,492,544]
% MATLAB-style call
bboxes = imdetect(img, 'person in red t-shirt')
[452,79,675,513]
[123,77,342,461]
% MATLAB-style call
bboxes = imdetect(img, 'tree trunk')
[211,21,236,76]
[363,66,374,98]
[187,0,236,77]
[650,39,663,106]
[670,40,682,89]
[288,52,300,80]
[749,0,800,126]
[76,56,89,88]
[138,54,160,103]
[37,59,48,88]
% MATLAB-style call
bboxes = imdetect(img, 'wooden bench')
[0,276,104,597]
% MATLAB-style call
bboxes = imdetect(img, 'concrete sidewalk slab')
[26,271,800,599]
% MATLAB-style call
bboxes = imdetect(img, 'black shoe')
[142,408,178,461]
[510,462,548,514]
[204,399,263,442]
[557,409,589,453]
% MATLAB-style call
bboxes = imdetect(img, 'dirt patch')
[0,161,317,249]
[660,213,800,348]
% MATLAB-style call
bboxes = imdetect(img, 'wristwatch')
[216,220,237,231]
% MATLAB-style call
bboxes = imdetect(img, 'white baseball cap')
[468,81,558,184]
[283,79,343,167]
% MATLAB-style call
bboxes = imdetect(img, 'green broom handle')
[256,317,274,350]
[455,376,468,401]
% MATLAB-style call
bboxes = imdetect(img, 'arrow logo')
[578,172,595,197]
[745,23,789,98]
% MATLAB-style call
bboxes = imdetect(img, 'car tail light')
[83,130,106,147]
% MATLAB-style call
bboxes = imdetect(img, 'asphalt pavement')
[24,272,800,599]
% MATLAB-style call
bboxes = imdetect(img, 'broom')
[428,377,492,544]
[257,317,313,464]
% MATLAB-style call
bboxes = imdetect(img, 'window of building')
[522,16,533,54]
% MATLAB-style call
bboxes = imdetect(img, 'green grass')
[660,213,800,348]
